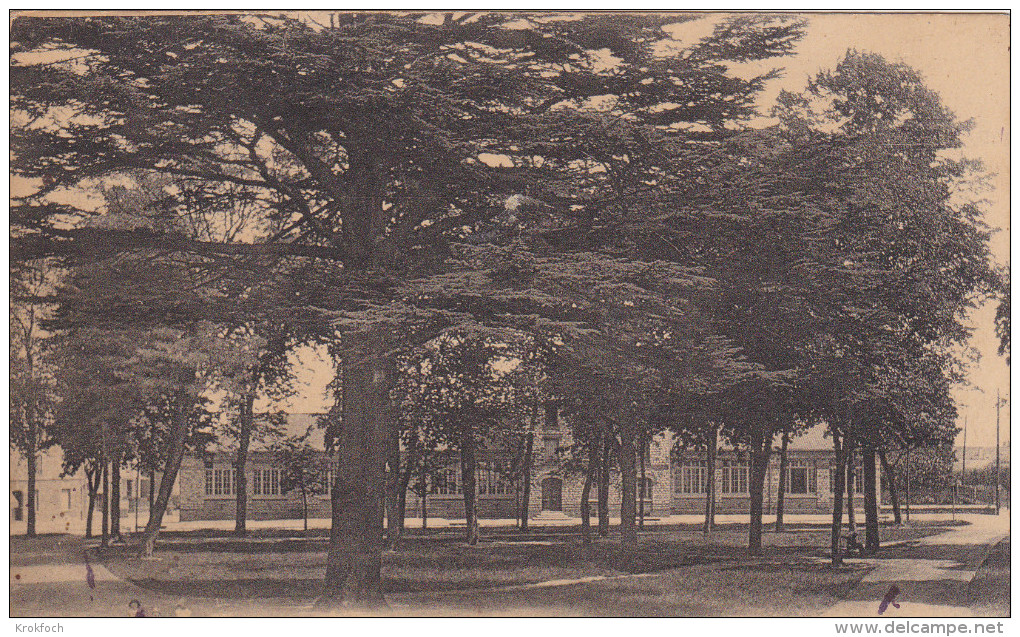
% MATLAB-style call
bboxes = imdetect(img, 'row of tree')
[11,12,1007,608]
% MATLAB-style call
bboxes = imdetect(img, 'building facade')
[177,411,879,523]
[10,445,158,535]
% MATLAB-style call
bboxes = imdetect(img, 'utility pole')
[135,464,140,533]
[904,448,911,524]
[961,414,967,486]
[995,389,1001,515]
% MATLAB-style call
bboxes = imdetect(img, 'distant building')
[954,445,1011,472]
[177,410,879,522]
[177,413,330,522]
[9,445,161,535]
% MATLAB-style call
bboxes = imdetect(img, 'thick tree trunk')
[320,339,391,609]
[598,434,611,537]
[460,431,480,545]
[111,455,122,542]
[619,425,638,546]
[704,427,717,534]
[748,432,771,556]
[580,461,595,545]
[140,394,190,558]
[775,428,790,532]
[235,392,254,537]
[830,431,845,566]
[863,443,880,554]
[520,431,534,531]
[101,458,110,549]
[879,449,902,525]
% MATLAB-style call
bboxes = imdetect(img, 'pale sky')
[279,13,1011,449]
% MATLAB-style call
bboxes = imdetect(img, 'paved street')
[822,512,1010,617]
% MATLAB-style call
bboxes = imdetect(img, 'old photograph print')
[9,10,1010,619]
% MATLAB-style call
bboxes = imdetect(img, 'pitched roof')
[787,424,833,451]
[209,412,327,452]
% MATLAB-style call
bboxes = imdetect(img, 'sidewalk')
[822,512,1011,617]
[159,511,897,533]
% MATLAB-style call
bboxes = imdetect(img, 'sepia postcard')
[8,8,1010,631]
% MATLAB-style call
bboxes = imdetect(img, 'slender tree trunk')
[879,450,902,525]
[580,460,595,545]
[520,431,534,531]
[830,431,845,566]
[25,410,37,538]
[904,449,911,523]
[863,443,879,554]
[392,468,412,549]
[704,427,717,534]
[460,431,479,545]
[638,435,646,529]
[235,392,254,537]
[140,392,190,557]
[320,339,391,609]
[598,434,611,537]
[148,468,155,512]
[101,458,110,549]
[386,420,402,547]
[619,425,638,546]
[303,489,309,533]
[748,431,771,556]
[846,447,857,531]
[85,463,99,539]
[775,428,790,533]
[420,487,428,533]
[514,470,522,529]
[111,454,122,542]
[419,454,428,534]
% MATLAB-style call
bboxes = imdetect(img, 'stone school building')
[178,410,879,523]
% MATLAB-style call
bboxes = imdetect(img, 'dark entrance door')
[541,477,562,511]
[12,490,24,521]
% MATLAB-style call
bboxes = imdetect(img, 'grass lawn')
[98,521,953,616]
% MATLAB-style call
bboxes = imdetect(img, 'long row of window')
[432,463,515,496]
[206,462,866,498]
[204,468,281,496]
[677,460,750,494]
[674,460,865,495]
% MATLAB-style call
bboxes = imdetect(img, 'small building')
[10,445,159,535]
